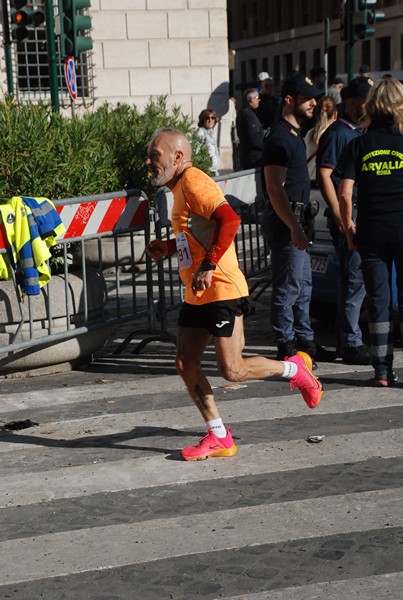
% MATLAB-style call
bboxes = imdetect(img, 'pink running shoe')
[181,427,237,461]
[288,352,323,409]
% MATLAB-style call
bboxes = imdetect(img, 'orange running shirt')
[170,167,249,305]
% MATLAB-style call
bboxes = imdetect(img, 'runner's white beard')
[151,165,176,187]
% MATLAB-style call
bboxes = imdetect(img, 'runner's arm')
[203,202,241,265]
[146,237,177,260]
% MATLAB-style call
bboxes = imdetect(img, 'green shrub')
[0,99,120,199]
[0,96,212,202]
[90,96,212,198]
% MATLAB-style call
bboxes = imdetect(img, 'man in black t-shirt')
[261,73,335,365]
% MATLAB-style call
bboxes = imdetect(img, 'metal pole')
[1,0,14,95]
[323,17,329,93]
[44,0,59,111]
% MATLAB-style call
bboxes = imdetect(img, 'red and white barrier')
[56,195,148,240]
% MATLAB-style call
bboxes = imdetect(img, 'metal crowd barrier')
[114,191,180,354]
[0,168,270,364]
[0,189,154,365]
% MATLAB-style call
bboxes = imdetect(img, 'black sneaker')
[297,339,337,363]
[341,344,371,365]
[277,339,297,361]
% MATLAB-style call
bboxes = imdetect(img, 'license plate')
[310,254,328,273]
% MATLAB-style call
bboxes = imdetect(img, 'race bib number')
[175,232,193,269]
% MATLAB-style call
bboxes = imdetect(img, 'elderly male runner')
[145,128,323,461]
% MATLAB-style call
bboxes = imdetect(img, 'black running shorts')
[178,297,252,337]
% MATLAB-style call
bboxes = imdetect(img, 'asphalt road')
[0,297,402,599]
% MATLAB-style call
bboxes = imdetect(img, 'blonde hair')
[364,77,403,134]
[311,96,337,146]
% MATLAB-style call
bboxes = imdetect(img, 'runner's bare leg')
[176,326,220,422]
[215,315,285,380]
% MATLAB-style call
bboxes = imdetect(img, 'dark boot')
[342,344,371,365]
[297,338,337,362]
[277,339,297,361]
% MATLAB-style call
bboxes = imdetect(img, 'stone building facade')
[227,0,403,100]
[83,0,233,169]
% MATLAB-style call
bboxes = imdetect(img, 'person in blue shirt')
[316,76,373,365]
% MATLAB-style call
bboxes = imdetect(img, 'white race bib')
[175,232,193,269]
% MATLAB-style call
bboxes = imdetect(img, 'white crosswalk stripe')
[221,572,403,600]
[0,353,402,598]
[1,428,402,508]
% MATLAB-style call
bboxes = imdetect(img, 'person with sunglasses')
[196,109,220,176]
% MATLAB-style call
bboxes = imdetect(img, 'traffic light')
[340,0,352,42]
[10,0,45,42]
[59,0,93,59]
[353,0,385,40]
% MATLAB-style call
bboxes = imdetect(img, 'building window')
[263,2,270,33]
[328,46,337,82]
[252,1,258,36]
[315,0,323,21]
[14,25,49,92]
[287,0,294,29]
[262,57,269,74]
[274,55,280,82]
[377,36,391,70]
[284,53,293,79]
[241,60,247,89]
[299,51,306,74]
[273,3,281,31]
[7,0,94,106]
[313,48,321,67]
[249,59,257,86]
[241,4,248,39]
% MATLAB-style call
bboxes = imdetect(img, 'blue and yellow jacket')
[0,196,65,295]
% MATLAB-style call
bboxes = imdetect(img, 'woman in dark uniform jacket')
[339,77,403,387]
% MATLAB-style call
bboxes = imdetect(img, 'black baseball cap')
[281,73,323,99]
[345,76,373,99]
